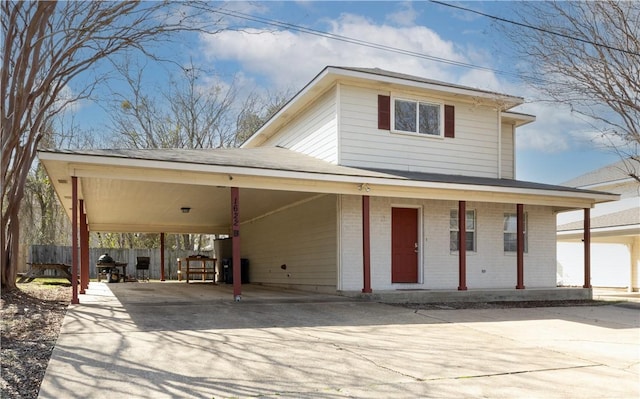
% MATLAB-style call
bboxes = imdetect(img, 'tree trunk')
[182,234,191,251]
[1,210,19,291]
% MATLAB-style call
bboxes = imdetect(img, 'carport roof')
[38,147,618,234]
[41,147,393,178]
[39,147,612,193]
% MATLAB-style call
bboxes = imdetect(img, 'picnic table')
[17,263,72,283]
[177,256,217,283]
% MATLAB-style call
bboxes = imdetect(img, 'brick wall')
[339,195,558,291]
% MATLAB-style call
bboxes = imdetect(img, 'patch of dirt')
[1,282,71,399]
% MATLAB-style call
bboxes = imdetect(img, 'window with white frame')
[393,98,442,136]
[503,213,527,252]
[449,209,476,252]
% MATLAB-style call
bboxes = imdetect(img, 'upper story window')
[394,98,441,136]
[378,95,455,138]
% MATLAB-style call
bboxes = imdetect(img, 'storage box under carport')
[221,258,249,284]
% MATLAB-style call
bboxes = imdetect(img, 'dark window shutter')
[378,95,391,130]
[444,105,455,138]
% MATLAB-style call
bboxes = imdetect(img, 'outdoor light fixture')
[358,183,371,192]
[181,207,191,213]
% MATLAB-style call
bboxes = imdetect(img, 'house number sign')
[232,195,240,237]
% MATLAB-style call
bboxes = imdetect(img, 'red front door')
[392,207,418,283]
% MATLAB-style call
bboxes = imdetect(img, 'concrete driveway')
[39,282,639,399]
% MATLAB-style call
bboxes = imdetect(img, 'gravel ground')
[1,282,71,399]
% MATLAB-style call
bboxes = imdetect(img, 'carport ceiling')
[80,177,317,234]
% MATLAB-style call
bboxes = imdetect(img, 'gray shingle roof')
[562,158,640,188]
[39,147,392,178]
[361,167,610,196]
[335,66,523,102]
[40,147,611,196]
[558,207,640,231]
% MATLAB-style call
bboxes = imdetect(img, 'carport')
[38,147,393,304]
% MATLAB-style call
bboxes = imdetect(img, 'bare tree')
[21,114,97,251]
[501,0,639,179]
[234,89,292,146]
[1,1,227,290]
[22,163,70,246]
[109,60,238,149]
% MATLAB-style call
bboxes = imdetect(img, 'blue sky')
[72,1,620,184]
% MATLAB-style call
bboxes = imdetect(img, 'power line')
[429,0,640,57]
[212,7,530,81]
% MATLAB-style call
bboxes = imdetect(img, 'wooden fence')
[29,245,214,280]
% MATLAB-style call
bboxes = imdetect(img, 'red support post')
[160,232,166,281]
[583,208,592,289]
[362,195,372,293]
[458,201,467,291]
[71,177,79,304]
[516,203,525,289]
[231,187,241,299]
[79,200,89,293]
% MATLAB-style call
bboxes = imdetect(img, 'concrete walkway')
[39,282,639,398]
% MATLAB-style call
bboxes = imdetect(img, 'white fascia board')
[501,111,536,127]
[328,67,524,108]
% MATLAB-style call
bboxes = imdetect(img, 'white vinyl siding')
[241,195,337,289]
[339,85,501,178]
[501,122,515,179]
[262,87,338,163]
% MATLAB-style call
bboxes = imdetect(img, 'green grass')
[16,277,71,287]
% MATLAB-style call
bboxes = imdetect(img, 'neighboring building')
[39,66,617,303]
[557,159,639,291]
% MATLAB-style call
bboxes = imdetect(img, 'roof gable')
[242,66,525,148]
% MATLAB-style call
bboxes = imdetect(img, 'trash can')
[221,258,249,284]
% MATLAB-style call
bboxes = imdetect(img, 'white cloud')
[199,12,469,90]
[55,84,86,114]
[386,2,419,26]
[457,69,502,93]
[513,101,595,153]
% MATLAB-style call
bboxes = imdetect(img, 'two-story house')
[39,66,617,303]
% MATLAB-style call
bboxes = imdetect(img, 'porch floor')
[343,287,593,303]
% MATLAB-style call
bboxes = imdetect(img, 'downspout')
[511,124,516,179]
[497,108,502,178]
[336,83,341,165]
